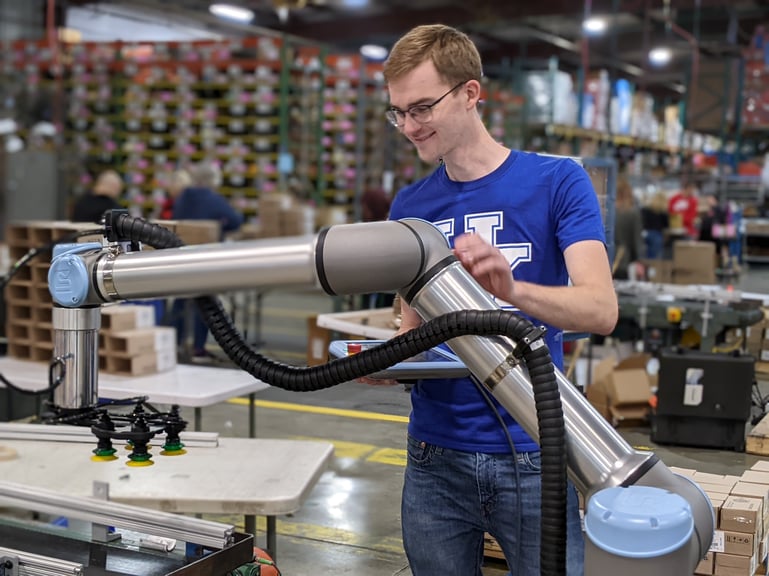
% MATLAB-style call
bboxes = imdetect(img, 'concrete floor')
[174,264,769,576]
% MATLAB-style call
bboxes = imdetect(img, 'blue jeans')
[169,298,209,352]
[644,230,664,260]
[402,435,584,576]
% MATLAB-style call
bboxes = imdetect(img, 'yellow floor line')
[206,514,405,555]
[291,436,407,465]
[227,397,409,424]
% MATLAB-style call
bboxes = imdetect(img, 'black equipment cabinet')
[651,348,755,451]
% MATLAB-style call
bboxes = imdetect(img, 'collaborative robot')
[46,211,714,575]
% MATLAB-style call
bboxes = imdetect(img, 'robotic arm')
[47,213,713,575]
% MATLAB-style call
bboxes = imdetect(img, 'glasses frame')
[385,81,468,128]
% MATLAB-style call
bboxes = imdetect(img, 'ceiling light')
[648,46,672,66]
[582,17,607,35]
[360,44,388,61]
[341,0,369,6]
[209,3,255,23]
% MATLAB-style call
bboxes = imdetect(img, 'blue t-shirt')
[389,150,606,453]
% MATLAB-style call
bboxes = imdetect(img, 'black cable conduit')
[114,214,567,576]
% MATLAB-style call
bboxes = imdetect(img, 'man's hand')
[453,233,515,304]
[356,300,422,387]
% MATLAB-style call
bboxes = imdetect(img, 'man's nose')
[402,113,421,134]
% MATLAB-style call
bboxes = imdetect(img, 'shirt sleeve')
[551,159,607,253]
[211,193,244,232]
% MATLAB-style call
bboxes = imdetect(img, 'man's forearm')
[510,281,618,335]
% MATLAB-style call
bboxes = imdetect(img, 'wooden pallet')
[747,411,769,456]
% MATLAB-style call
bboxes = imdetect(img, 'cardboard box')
[723,530,757,556]
[104,353,156,376]
[641,258,673,284]
[695,550,715,575]
[669,466,697,477]
[101,305,156,332]
[752,461,769,474]
[700,485,732,499]
[741,470,769,486]
[696,472,731,485]
[731,482,769,515]
[586,354,652,425]
[672,240,716,285]
[307,315,331,367]
[608,369,651,405]
[720,496,763,534]
[155,348,177,372]
[104,327,176,356]
[174,220,221,245]
[715,552,757,576]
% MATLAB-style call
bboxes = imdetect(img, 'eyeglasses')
[385,81,467,128]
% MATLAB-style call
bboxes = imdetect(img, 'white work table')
[0,357,269,435]
[0,435,334,557]
[316,307,397,340]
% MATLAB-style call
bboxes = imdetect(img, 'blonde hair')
[168,169,192,197]
[383,24,482,86]
[93,170,123,198]
[647,191,668,213]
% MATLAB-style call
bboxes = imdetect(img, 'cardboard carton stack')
[669,464,769,576]
[586,351,654,426]
[724,308,769,371]
[673,240,717,285]
[99,304,177,376]
[639,240,717,286]
[258,192,317,238]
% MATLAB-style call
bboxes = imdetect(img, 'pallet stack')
[99,305,176,376]
[3,219,220,374]
[4,221,102,363]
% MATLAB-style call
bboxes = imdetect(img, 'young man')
[380,24,617,575]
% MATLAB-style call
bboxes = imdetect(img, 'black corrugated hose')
[114,214,567,576]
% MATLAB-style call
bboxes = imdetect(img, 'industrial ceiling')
[64,0,769,94]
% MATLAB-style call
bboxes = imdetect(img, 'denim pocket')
[406,435,434,466]
[517,451,541,474]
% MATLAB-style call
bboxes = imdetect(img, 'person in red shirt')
[668,177,699,238]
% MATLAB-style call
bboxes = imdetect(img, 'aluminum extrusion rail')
[0,546,83,576]
[0,482,232,550]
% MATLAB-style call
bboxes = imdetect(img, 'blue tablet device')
[328,340,470,380]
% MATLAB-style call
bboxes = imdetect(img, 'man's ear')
[464,79,482,109]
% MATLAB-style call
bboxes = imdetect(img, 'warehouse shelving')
[743,218,769,264]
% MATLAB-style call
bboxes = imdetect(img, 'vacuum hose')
[113,214,567,576]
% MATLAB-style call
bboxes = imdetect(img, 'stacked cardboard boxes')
[99,305,177,376]
[586,352,654,426]
[725,308,769,372]
[670,464,769,576]
[258,192,318,238]
[673,240,717,285]
[639,240,717,285]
